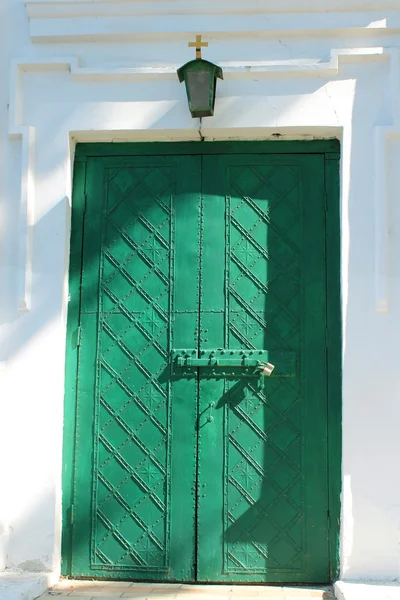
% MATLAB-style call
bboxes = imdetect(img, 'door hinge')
[83,192,87,214]
[70,504,75,524]
[77,326,82,347]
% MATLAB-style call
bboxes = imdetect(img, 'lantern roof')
[177,59,224,83]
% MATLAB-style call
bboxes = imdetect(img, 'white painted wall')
[1,0,400,582]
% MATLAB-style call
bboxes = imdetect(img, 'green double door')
[66,148,334,583]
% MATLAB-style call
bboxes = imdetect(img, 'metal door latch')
[172,349,295,378]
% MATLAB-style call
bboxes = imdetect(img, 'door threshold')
[47,580,335,599]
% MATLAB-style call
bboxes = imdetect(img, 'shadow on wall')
[0,197,69,572]
[0,195,71,357]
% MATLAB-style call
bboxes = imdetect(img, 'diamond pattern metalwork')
[224,165,303,573]
[77,157,327,581]
[91,166,173,570]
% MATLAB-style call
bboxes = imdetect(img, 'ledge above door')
[24,0,400,43]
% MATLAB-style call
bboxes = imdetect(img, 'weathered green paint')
[62,142,341,583]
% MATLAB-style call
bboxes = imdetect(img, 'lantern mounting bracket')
[198,118,205,141]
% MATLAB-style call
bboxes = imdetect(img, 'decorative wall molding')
[52,49,387,81]
[8,60,74,311]
[25,0,400,18]
[9,48,398,311]
[24,1,400,43]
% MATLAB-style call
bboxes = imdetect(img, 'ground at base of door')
[41,580,335,600]
[3,576,400,600]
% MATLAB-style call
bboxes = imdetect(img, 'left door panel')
[70,155,200,580]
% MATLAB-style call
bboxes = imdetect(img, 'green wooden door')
[64,146,336,583]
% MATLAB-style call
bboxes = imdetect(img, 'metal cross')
[188,34,208,60]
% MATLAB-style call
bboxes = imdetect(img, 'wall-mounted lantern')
[177,35,223,118]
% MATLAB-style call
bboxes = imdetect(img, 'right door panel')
[197,154,330,583]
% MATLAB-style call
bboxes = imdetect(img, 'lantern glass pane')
[187,70,211,112]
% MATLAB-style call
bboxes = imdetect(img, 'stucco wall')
[1,0,400,581]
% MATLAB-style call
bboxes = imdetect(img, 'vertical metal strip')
[194,157,204,579]
[298,163,307,564]
[65,155,87,576]
[90,164,108,568]
[225,170,231,350]
[165,165,176,566]
[324,152,342,580]
[223,165,231,574]
[198,162,205,350]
